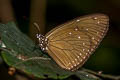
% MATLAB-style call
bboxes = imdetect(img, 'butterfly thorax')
[36,34,48,51]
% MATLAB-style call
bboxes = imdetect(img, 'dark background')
[0,0,120,80]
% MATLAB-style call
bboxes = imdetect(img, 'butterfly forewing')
[45,14,109,70]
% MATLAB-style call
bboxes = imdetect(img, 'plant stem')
[82,68,120,80]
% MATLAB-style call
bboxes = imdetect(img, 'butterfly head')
[33,23,48,51]
[36,34,48,51]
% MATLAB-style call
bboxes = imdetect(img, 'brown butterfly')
[34,14,109,71]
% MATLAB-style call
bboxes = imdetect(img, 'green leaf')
[0,22,100,80]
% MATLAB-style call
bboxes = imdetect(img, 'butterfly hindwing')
[45,14,109,70]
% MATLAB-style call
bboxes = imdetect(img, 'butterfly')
[34,14,109,71]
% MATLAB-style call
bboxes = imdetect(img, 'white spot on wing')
[71,66,73,68]
[83,49,85,51]
[74,64,77,66]
[75,59,77,61]
[69,32,72,35]
[80,53,82,55]
[83,43,85,46]
[86,29,89,31]
[92,37,95,40]
[91,48,93,51]
[83,56,85,59]
[75,28,78,31]
[78,36,81,39]
[97,21,100,24]
[80,59,83,62]
[76,19,80,22]
[93,17,98,20]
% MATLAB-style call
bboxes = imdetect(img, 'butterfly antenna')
[33,22,40,33]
